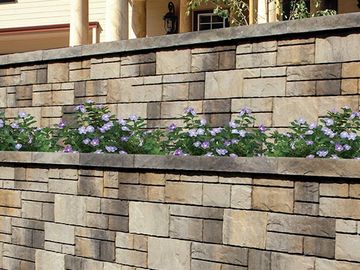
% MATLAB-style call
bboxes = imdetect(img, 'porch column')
[105,0,129,41]
[257,0,267,23]
[179,0,191,33]
[249,0,255,24]
[131,0,146,38]
[268,0,277,22]
[69,0,89,46]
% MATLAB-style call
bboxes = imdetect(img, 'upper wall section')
[0,13,359,129]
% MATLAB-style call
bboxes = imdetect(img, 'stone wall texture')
[0,13,359,129]
[0,152,358,269]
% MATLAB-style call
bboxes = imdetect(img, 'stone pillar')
[179,0,191,33]
[105,0,129,41]
[257,0,267,23]
[69,0,89,46]
[131,0,146,38]
[268,0,277,22]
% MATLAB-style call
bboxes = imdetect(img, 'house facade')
[0,0,359,54]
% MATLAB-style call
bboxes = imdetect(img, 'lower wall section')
[0,156,359,270]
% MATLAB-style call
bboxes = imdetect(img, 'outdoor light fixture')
[163,2,178,34]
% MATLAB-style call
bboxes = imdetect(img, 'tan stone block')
[237,52,276,69]
[236,44,252,54]
[156,49,191,74]
[316,34,360,63]
[277,44,314,65]
[0,87,6,107]
[69,69,90,81]
[22,201,42,219]
[286,81,316,96]
[35,250,65,270]
[170,205,223,219]
[253,41,277,52]
[191,53,219,72]
[54,195,87,226]
[26,168,48,182]
[219,176,252,184]
[0,167,15,180]
[103,262,123,270]
[163,83,189,101]
[48,63,69,83]
[91,62,120,79]
[148,237,191,270]
[336,234,360,262]
[315,258,360,270]
[86,213,108,229]
[223,210,268,248]
[104,171,118,188]
[253,187,293,213]
[304,236,335,258]
[139,173,165,185]
[123,84,162,102]
[203,184,230,207]
[115,232,133,249]
[165,182,203,205]
[341,79,358,94]
[78,176,103,196]
[133,234,147,251]
[116,249,147,268]
[45,223,75,244]
[205,70,243,98]
[0,216,11,234]
[117,103,147,119]
[336,219,357,233]
[287,64,341,81]
[52,90,74,105]
[203,219,223,244]
[294,202,319,215]
[320,198,360,219]
[231,98,272,113]
[350,184,360,198]
[129,202,169,236]
[243,77,286,97]
[266,232,303,253]
[20,70,37,84]
[160,101,190,118]
[75,237,100,259]
[320,183,348,197]
[170,216,202,241]
[85,80,107,96]
[295,182,319,202]
[118,172,139,184]
[271,253,315,270]
[191,260,222,270]
[101,199,128,215]
[118,184,148,201]
[231,185,252,209]
[0,190,20,207]
[342,62,360,78]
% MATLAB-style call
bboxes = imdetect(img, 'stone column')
[257,0,267,23]
[268,0,277,22]
[131,0,146,38]
[179,0,191,33]
[69,0,89,46]
[105,0,129,41]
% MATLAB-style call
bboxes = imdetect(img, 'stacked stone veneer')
[0,152,359,269]
[0,13,360,128]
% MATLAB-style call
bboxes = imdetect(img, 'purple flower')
[94,150,103,154]
[102,114,110,122]
[193,141,201,148]
[63,145,73,153]
[239,108,251,116]
[321,127,335,138]
[28,136,33,144]
[118,119,126,126]
[129,115,138,121]
[105,146,117,153]
[205,152,213,157]
[340,131,349,139]
[210,128,222,136]
[83,138,91,145]
[0,119,4,128]
[239,130,246,138]
[75,105,86,113]
[230,153,238,158]
[91,138,100,147]
[18,112,27,118]
[78,126,86,134]
[259,125,266,133]
[200,119,207,126]
[15,143,22,150]
[201,141,210,149]
[86,125,95,133]
[58,120,66,129]
[224,140,231,147]
[229,121,238,129]
[344,144,352,151]
[316,150,328,157]
[184,107,196,116]
[306,155,315,159]
[173,148,185,156]
[216,148,228,156]
[86,100,94,104]
[188,129,197,137]
[10,122,19,129]
[335,144,344,152]
[348,133,357,141]
[196,128,205,136]
[168,123,177,132]
[121,136,129,142]
[305,130,314,135]
[309,123,317,129]
[331,154,339,159]
[231,139,239,144]
[305,140,314,146]
[121,126,130,132]
[119,150,128,155]
[296,118,306,125]
[324,118,334,126]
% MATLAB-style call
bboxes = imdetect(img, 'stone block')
[271,253,315,270]
[148,186,165,202]
[11,227,33,246]
[203,184,231,207]
[236,52,276,69]
[341,79,358,95]
[267,213,335,237]
[139,173,165,185]
[231,98,272,113]
[162,83,189,101]
[191,260,222,270]
[118,172,139,184]
[277,44,314,65]
[342,62,360,78]
[78,176,103,196]
[336,219,357,233]
[75,237,100,259]
[203,99,231,113]
[315,34,360,63]
[86,213,108,229]
[294,202,319,215]
[286,81,316,96]
[116,249,147,268]
[205,70,243,98]
[315,259,360,270]
[319,183,348,197]
[320,198,360,219]
[0,190,21,207]
[115,232,133,249]
[203,219,223,244]
[85,80,107,96]
[336,234,360,262]
[54,195,87,226]
[191,53,219,72]
[35,250,65,270]
[248,250,271,270]
[295,182,319,202]
[165,182,203,205]
[22,201,42,219]
[48,63,69,83]
[287,64,341,81]
[52,90,74,105]
[219,51,235,70]
[170,216,202,241]
[129,202,169,236]
[148,237,191,270]
[316,80,341,95]
[32,92,52,106]
[100,241,115,261]
[118,184,148,201]
[49,179,77,194]
[3,243,35,261]
[223,210,268,248]
[266,232,303,254]
[90,62,120,79]
[0,216,11,234]
[350,184,360,198]
[253,41,277,52]
[69,69,90,81]
[133,234,147,251]
[156,49,191,74]
[236,44,252,54]
[189,82,205,100]
[243,77,286,97]
[304,236,335,258]
[20,70,37,84]
[261,67,287,77]
[45,223,75,245]
[169,205,223,219]
[253,187,293,213]
[231,185,252,209]
[101,199,128,215]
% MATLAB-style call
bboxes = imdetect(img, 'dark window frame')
[192,10,229,31]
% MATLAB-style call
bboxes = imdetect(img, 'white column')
[69,0,89,46]
[257,0,267,24]
[268,0,277,22]
[105,0,129,41]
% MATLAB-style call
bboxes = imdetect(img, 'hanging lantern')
[163,2,178,34]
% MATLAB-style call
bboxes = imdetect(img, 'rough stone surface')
[253,187,293,213]
[205,70,243,98]
[336,234,360,262]
[35,250,65,270]
[156,49,191,74]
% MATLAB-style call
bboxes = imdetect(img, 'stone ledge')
[0,13,359,66]
[0,151,358,179]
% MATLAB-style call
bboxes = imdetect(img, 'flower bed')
[0,101,359,159]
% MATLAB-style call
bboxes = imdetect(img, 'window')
[193,11,229,31]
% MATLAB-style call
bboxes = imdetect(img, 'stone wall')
[0,152,359,269]
[0,13,359,128]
